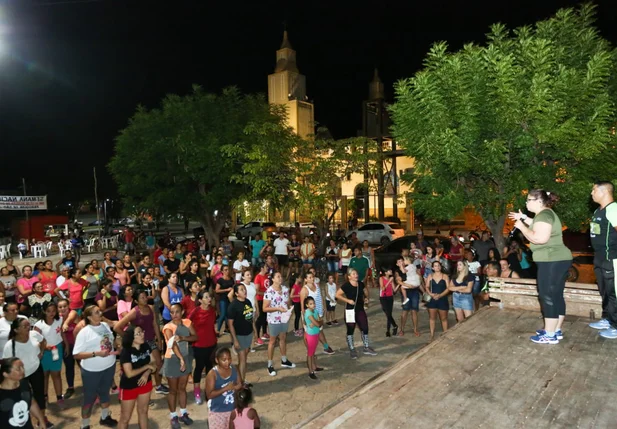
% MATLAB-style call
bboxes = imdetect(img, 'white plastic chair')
[58,243,65,254]
[6,243,11,257]
[86,238,97,253]
[32,245,44,258]
[0,245,6,260]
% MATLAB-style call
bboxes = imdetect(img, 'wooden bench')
[487,277,601,318]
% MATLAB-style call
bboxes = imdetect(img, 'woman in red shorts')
[118,325,157,429]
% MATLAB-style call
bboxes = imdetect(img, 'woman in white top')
[73,305,119,428]
[338,242,352,278]
[263,272,295,376]
[34,301,68,409]
[2,316,52,428]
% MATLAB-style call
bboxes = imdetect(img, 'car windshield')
[388,223,403,230]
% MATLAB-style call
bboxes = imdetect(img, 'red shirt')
[291,283,302,303]
[254,273,267,301]
[154,248,163,262]
[124,230,135,243]
[450,242,464,262]
[188,306,217,348]
[181,295,198,316]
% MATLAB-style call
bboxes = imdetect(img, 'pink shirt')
[59,279,86,310]
[291,283,302,303]
[16,276,38,303]
[380,276,394,298]
[117,300,133,319]
[231,407,256,429]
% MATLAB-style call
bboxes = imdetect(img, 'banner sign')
[0,196,48,210]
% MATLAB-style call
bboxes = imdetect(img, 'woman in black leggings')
[379,268,398,337]
[336,268,378,359]
[509,189,572,345]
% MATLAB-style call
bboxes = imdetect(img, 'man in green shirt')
[349,247,369,283]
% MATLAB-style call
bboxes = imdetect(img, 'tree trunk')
[484,215,507,252]
[201,211,227,249]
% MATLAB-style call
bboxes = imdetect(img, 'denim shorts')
[453,292,474,311]
[402,288,420,311]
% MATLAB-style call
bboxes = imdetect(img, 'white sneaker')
[402,298,409,305]
[590,319,610,330]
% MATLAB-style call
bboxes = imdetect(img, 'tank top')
[453,276,472,294]
[64,320,76,345]
[304,284,323,317]
[231,407,255,429]
[208,365,238,413]
[430,278,448,295]
[361,248,372,265]
[163,285,183,320]
[124,263,136,279]
[134,306,155,341]
[341,249,352,266]
[380,277,394,297]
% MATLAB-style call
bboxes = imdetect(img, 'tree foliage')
[109,86,298,245]
[390,3,617,248]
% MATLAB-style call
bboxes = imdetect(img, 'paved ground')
[303,307,617,429]
[16,251,450,428]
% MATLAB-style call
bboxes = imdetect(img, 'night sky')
[1,0,616,213]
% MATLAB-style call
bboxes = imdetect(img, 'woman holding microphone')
[509,189,572,344]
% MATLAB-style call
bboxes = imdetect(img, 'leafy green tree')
[109,86,298,246]
[391,3,617,250]
[228,131,380,248]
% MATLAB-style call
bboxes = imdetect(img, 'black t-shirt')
[226,298,254,336]
[183,272,200,290]
[216,278,234,303]
[137,264,151,278]
[120,343,151,390]
[0,380,34,429]
[591,202,617,262]
[163,259,180,274]
[340,281,366,312]
[61,257,76,270]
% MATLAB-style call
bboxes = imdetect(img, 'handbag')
[423,279,432,303]
[345,283,360,324]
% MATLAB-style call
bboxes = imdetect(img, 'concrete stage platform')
[301,307,617,429]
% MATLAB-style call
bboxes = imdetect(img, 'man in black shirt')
[163,250,180,276]
[137,253,152,284]
[589,181,617,338]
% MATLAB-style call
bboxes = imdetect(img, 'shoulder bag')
[345,283,359,324]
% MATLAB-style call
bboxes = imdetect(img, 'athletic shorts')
[268,322,289,337]
[276,255,289,266]
[119,380,153,401]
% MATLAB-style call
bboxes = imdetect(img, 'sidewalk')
[41,285,455,428]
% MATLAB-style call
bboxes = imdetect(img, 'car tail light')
[389,230,394,234]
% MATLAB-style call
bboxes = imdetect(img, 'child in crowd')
[304,296,322,380]
[401,256,421,306]
[325,273,338,325]
[206,347,243,429]
[229,387,261,428]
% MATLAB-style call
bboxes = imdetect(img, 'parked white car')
[348,222,405,245]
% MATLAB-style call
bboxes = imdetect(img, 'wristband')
[521,214,528,220]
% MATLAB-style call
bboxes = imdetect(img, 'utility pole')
[376,99,385,221]
[22,178,30,241]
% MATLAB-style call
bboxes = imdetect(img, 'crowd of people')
[2,182,616,428]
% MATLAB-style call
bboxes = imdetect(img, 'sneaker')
[99,415,119,427]
[333,319,339,325]
[589,319,611,330]
[392,326,398,336]
[309,372,318,380]
[45,419,55,429]
[64,387,75,400]
[386,331,391,337]
[326,321,332,326]
[363,346,378,356]
[350,349,358,359]
[323,346,335,355]
[255,338,265,346]
[294,330,301,337]
[267,366,277,376]
[530,334,559,344]
[250,348,256,353]
[315,367,324,372]
[281,359,296,368]
[156,384,170,395]
[599,328,617,339]
[170,416,181,429]
[263,333,270,340]
[110,386,119,395]
[402,298,409,305]
[179,413,194,425]
[194,389,202,405]
[536,329,564,340]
